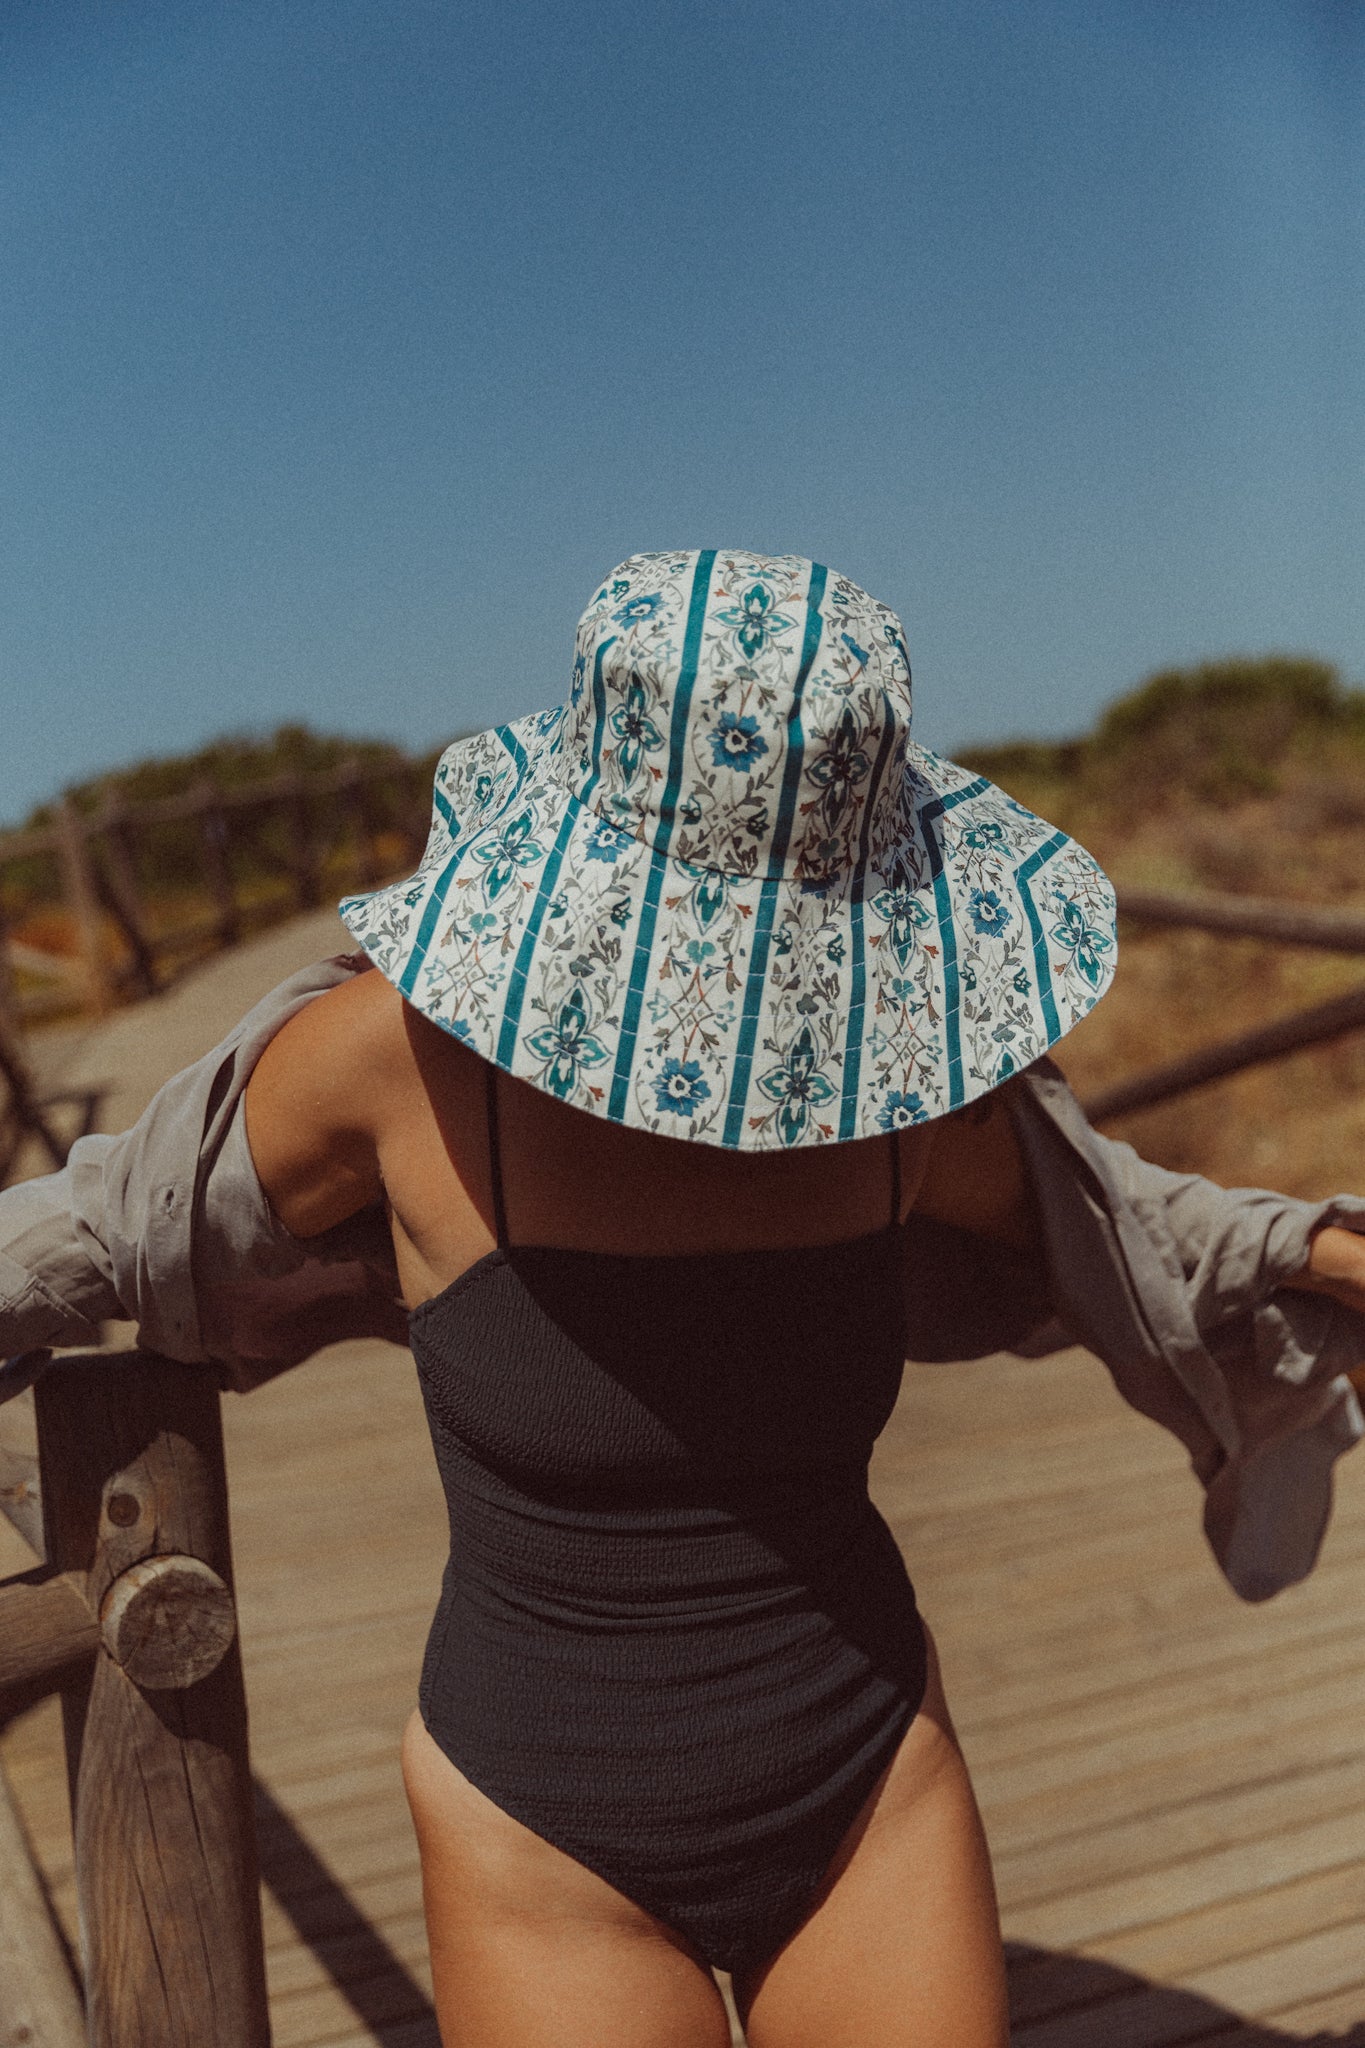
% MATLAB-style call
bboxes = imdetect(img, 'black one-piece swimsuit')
[408,1066,927,1980]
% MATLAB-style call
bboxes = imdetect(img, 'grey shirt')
[2,953,1362,1603]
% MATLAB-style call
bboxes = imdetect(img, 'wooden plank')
[0,1706,75,1925]
[0,1757,85,2048]
[971,1661,1365,1813]
[1012,1978,1261,2048]
[294,2028,438,2048]
[259,1867,431,1954]
[1181,1917,1365,2016]
[998,1785,1365,1941]
[1082,1858,1365,1984]
[265,1971,436,2048]
[262,1909,429,1998]
[942,1574,1365,1737]
[5,1291,1363,2046]
[253,1783,436,2047]
[285,2023,437,2048]
[1012,1922,1365,2044]
[953,1623,1365,1769]
[1261,1978,1365,2031]
[253,1797,422,1889]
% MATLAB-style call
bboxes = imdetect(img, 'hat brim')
[339,708,1115,1149]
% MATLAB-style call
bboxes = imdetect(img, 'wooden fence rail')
[0,1351,271,2048]
[1113,883,1365,956]
[1082,884,1365,1123]
[0,754,437,1174]
[0,755,436,1021]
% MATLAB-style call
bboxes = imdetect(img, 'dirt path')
[23,907,355,1140]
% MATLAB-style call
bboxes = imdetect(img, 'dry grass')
[991,751,1365,1199]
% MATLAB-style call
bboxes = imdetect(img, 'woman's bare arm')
[243,970,391,1237]
[912,1085,1365,1345]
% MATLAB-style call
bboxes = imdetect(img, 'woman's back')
[244,962,1030,1308]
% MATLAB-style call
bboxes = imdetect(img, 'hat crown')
[560,550,912,889]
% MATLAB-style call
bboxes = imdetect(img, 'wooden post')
[406,761,432,863]
[0,888,21,1039]
[94,799,158,998]
[0,896,69,1174]
[0,1026,70,1179]
[54,798,113,1016]
[281,775,321,910]
[194,783,242,947]
[338,761,380,889]
[35,1354,271,2048]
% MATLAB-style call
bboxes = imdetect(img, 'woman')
[5,549,1364,2047]
[235,549,1365,2047]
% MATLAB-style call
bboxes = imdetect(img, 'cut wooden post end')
[99,1553,236,1690]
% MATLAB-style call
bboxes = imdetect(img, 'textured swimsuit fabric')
[409,1224,927,1976]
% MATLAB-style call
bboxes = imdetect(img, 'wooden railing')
[0,756,437,1020]
[0,1351,270,2047]
[0,753,439,1179]
[1078,886,1365,1122]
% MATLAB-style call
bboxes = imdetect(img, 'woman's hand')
[1284,1224,1365,1317]
[1283,1227,1365,1395]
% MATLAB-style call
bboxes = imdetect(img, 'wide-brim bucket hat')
[340,549,1116,1149]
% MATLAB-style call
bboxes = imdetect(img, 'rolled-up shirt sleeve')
[0,954,404,1398]
[1013,1058,1365,1599]
[0,1158,121,1359]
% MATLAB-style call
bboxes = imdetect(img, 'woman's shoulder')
[909,1083,1034,1248]
[244,964,413,1236]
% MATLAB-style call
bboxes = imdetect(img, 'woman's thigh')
[401,1711,733,2048]
[736,1630,1008,2048]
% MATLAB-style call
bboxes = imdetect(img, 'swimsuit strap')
[484,1061,510,1249]
[889,1133,902,1227]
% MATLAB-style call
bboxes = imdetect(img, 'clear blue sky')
[3,0,1362,824]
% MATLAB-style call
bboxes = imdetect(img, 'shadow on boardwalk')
[254,1779,440,2046]
[1007,1941,1365,2045]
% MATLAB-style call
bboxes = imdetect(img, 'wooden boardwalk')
[2,910,1364,2044]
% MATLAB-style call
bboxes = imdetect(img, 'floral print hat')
[340,549,1116,1149]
